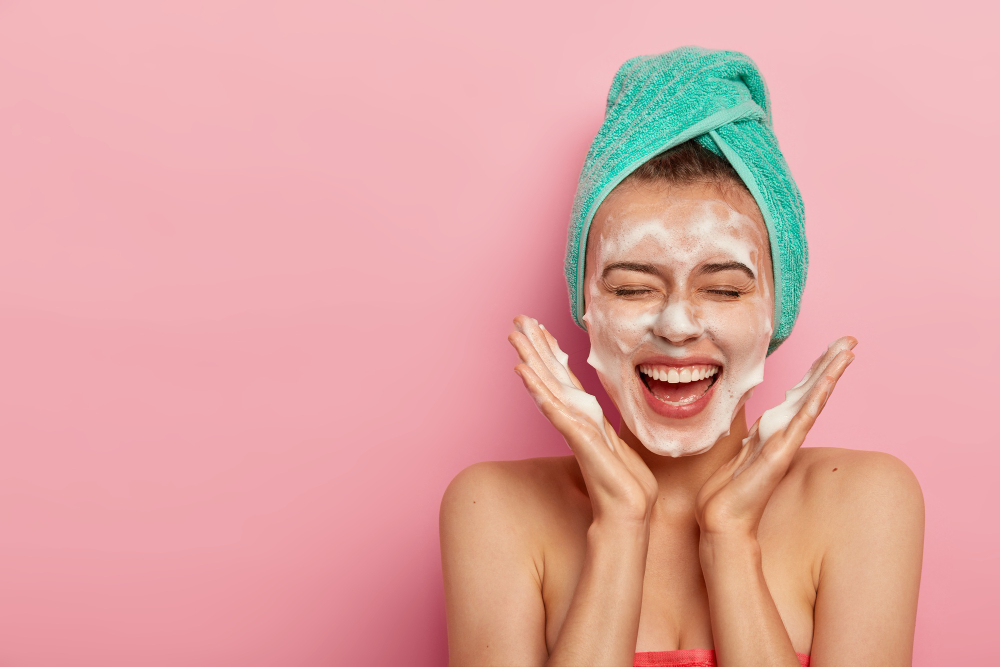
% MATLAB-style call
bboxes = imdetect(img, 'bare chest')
[539,516,818,654]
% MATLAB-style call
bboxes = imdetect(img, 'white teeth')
[639,364,720,384]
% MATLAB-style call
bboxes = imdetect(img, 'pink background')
[0,1,997,664]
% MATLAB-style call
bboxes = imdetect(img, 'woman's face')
[582,179,774,457]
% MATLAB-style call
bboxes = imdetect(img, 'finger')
[538,325,586,391]
[730,421,762,478]
[780,349,855,449]
[804,349,855,420]
[509,330,565,397]
[509,317,569,392]
[514,364,613,457]
[515,317,619,454]
[790,336,858,394]
[514,316,575,386]
[518,317,575,387]
[757,347,854,471]
[820,337,857,372]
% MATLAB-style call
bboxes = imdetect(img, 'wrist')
[588,516,650,548]
[699,531,761,573]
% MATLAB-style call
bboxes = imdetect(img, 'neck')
[619,408,749,518]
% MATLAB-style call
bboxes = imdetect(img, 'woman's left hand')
[695,337,857,539]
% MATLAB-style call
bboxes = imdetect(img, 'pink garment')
[634,649,810,666]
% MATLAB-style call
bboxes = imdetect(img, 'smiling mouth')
[637,364,721,406]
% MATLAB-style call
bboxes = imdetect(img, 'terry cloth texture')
[565,46,807,354]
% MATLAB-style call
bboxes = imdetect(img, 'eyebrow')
[602,261,660,278]
[696,261,756,280]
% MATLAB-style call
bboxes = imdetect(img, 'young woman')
[440,48,923,667]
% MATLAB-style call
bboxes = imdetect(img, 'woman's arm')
[440,463,549,666]
[699,533,802,667]
[810,452,924,666]
[441,316,658,666]
[441,464,651,666]
[549,518,650,666]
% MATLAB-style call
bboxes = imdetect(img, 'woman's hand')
[509,315,658,527]
[695,337,857,539]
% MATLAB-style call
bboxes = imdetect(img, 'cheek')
[586,295,655,357]
[701,297,773,353]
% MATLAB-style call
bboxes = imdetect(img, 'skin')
[440,180,924,667]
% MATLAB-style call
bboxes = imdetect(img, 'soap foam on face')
[583,198,773,457]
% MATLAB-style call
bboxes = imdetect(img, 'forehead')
[586,180,770,262]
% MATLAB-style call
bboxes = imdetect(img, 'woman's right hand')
[509,315,658,527]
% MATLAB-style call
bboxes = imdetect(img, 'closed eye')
[614,287,654,297]
[706,288,742,298]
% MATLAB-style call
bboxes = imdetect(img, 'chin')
[634,428,722,458]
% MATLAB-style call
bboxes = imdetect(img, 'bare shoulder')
[789,446,923,506]
[440,456,587,546]
[785,447,924,541]
[442,455,584,511]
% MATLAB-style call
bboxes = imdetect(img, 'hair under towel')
[565,46,807,354]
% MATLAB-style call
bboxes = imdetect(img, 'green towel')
[565,46,807,354]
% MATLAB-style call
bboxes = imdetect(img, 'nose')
[653,296,704,345]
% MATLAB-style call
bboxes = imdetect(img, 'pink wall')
[0,1,996,664]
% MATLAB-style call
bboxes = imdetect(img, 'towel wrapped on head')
[564,46,807,354]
